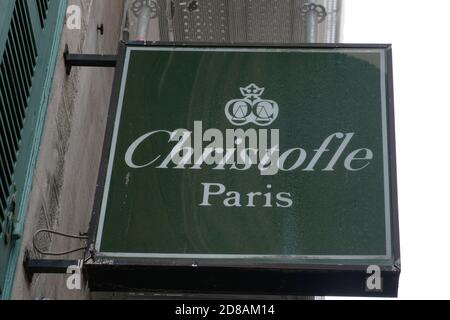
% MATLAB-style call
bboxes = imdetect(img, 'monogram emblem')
[225,84,279,127]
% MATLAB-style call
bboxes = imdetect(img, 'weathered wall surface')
[11,0,125,300]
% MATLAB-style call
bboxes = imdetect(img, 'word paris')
[125,121,374,176]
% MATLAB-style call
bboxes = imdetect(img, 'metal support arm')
[23,250,79,283]
[64,44,117,75]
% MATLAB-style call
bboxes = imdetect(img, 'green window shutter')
[1,0,37,293]
[0,0,66,297]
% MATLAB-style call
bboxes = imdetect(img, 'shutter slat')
[11,12,32,90]
[36,0,50,28]
[6,40,27,119]
[18,0,37,61]
[1,57,24,130]
[0,132,13,183]
[0,64,22,138]
[16,3,36,75]
[36,0,43,28]
[0,139,12,198]
[0,94,17,169]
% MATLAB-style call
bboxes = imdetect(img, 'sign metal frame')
[86,42,400,297]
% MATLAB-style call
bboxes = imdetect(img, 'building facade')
[1,0,343,300]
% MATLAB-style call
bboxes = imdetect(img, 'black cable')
[32,229,88,256]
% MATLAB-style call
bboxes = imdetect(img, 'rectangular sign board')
[87,42,400,297]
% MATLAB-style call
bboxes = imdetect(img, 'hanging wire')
[33,229,88,256]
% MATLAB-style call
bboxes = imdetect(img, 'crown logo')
[240,84,265,99]
[225,84,279,127]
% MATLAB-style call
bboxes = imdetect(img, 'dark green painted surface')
[97,47,391,260]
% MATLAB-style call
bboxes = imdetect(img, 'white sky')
[341,0,450,300]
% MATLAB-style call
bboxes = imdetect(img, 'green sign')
[93,45,398,269]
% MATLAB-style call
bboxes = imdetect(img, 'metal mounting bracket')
[23,250,80,283]
[64,44,117,76]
